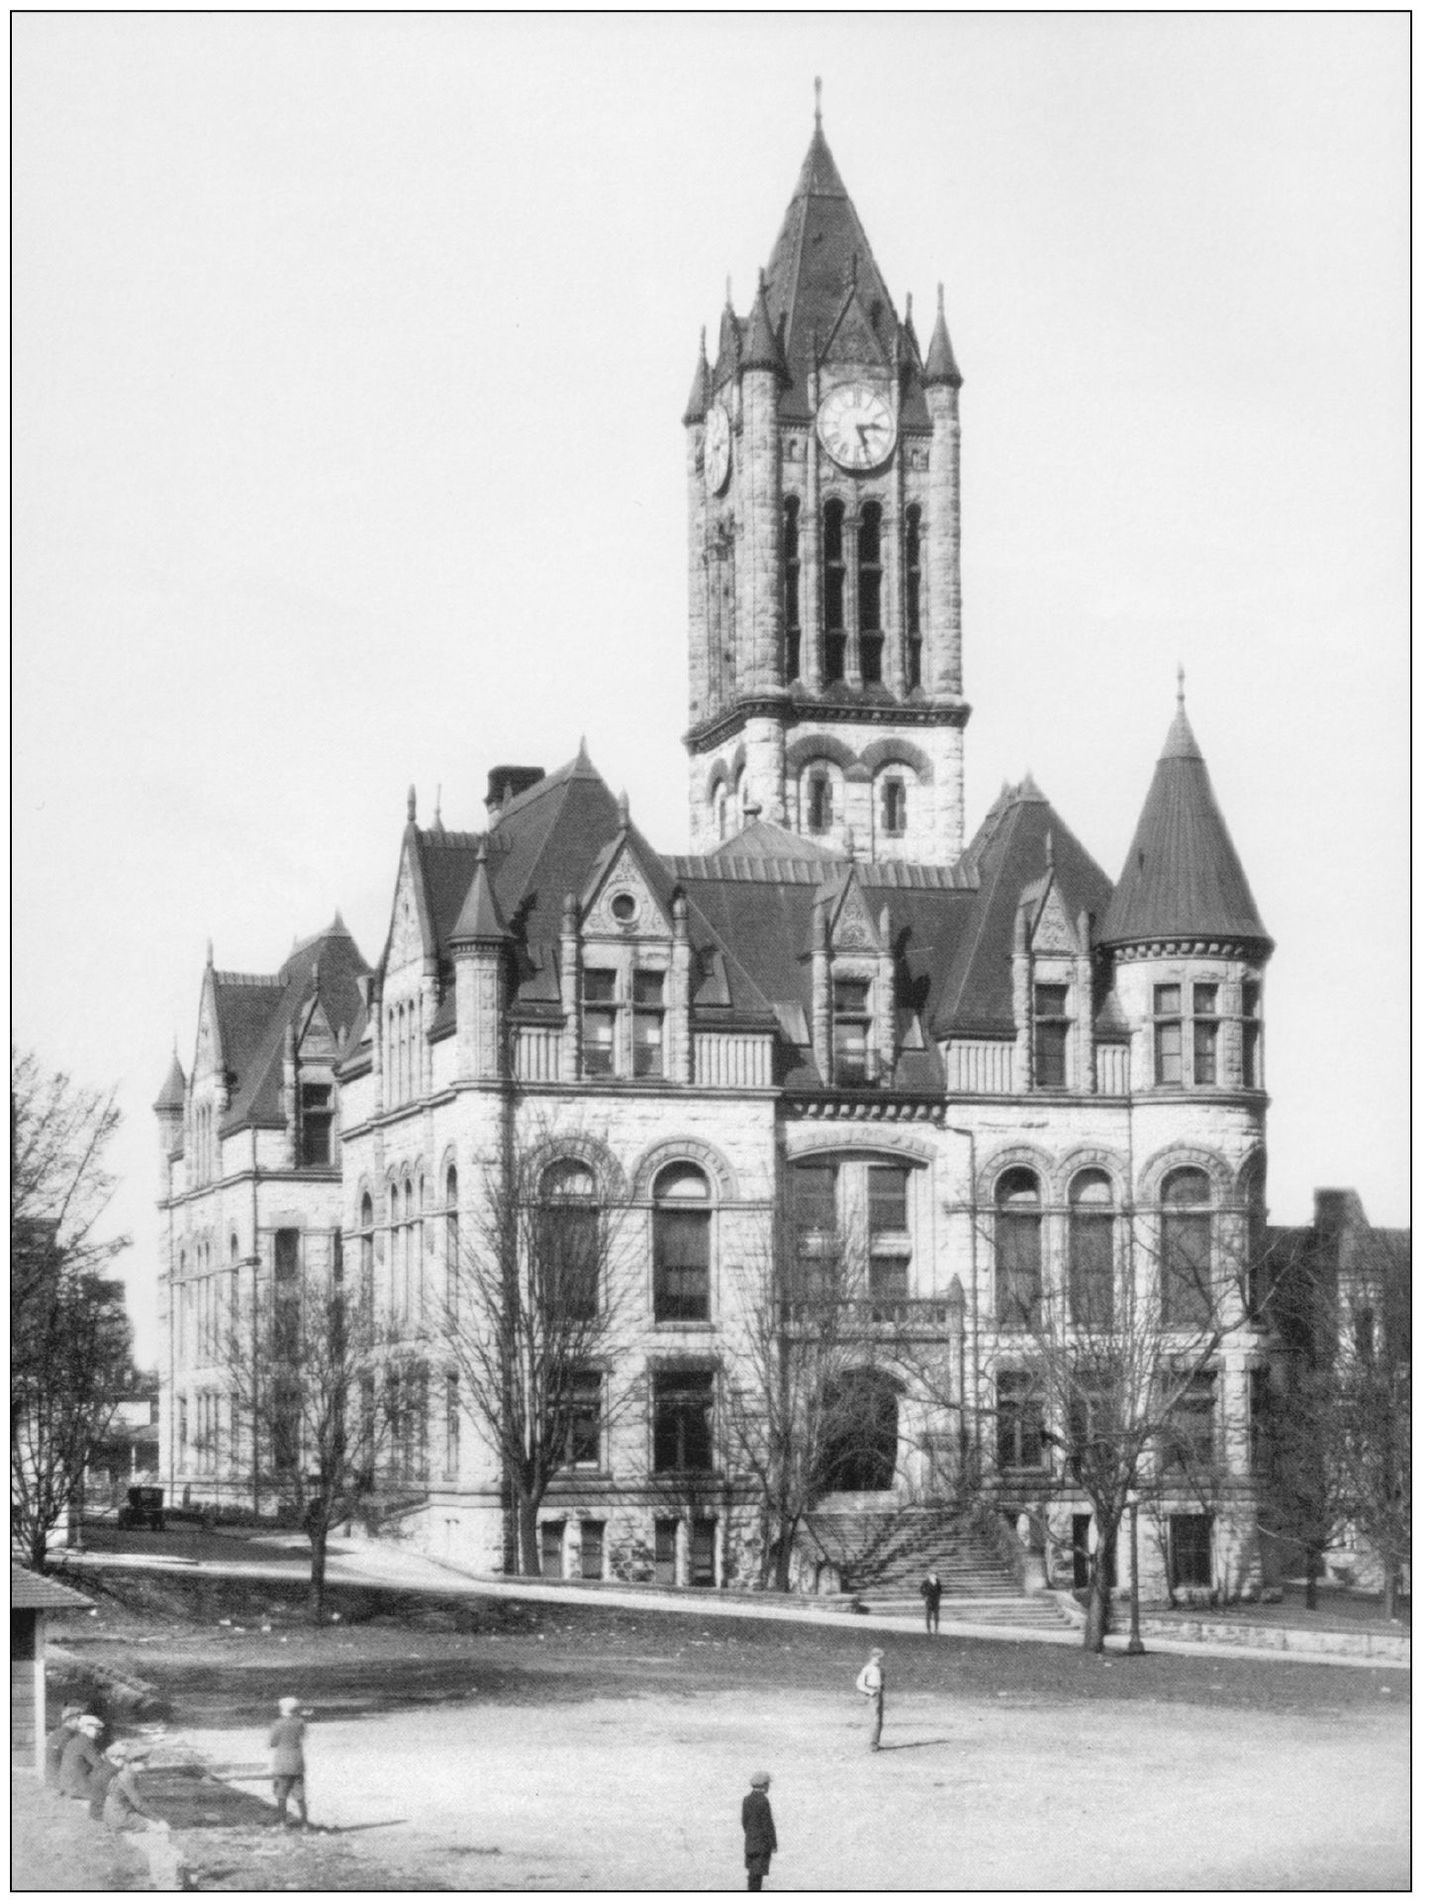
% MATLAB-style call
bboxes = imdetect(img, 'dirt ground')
[42,1583,1409,1893]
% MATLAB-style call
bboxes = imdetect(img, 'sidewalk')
[62,1540,1409,1670]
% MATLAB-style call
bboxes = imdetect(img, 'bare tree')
[978,1189,1271,1652]
[11,1048,133,1571]
[437,1118,640,1577]
[1328,1237,1410,1619]
[209,1241,405,1620]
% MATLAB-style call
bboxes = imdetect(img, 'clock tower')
[683,105,970,863]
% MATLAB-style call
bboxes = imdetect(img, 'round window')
[610,892,638,925]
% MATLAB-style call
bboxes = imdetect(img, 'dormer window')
[582,968,617,1077]
[834,978,871,1086]
[300,1081,334,1165]
[633,972,666,1078]
[1033,985,1069,1089]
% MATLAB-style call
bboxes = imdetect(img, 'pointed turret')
[924,283,962,388]
[1100,696,1271,952]
[153,1050,187,1114]
[450,838,511,948]
[742,272,785,375]
[683,328,710,425]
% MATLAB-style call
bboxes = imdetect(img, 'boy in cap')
[740,1770,778,1891]
[856,1648,886,1751]
[269,1696,308,1829]
[58,1715,106,1798]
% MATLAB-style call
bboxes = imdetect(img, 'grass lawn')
[46,1584,1410,1892]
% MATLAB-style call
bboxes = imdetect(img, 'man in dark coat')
[740,1770,778,1891]
[920,1569,944,1635]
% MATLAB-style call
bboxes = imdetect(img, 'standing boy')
[856,1648,885,1751]
[269,1696,308,1829]
[740,1770,778,1891]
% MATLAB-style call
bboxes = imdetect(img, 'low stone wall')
[1051,1590,1410,1662]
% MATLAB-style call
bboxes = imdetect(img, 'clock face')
[703,403,732,495]
[816,383,896,471]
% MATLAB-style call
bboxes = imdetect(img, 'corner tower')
[684,103,970,863]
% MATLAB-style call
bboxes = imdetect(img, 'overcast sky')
[13,14,1409,1366]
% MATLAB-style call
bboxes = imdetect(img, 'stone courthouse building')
[156,113,1283,1597]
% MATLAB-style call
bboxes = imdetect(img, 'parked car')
[117,1485,165,1532]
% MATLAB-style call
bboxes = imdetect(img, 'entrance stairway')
[802,1505,1067,1629]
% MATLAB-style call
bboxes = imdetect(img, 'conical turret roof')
[923,285,962,388]
[682,331,710,425]
[742,273,785,375]
[451,840,511,947]
[1100,701,1271,952]
[153,1050,186,1113]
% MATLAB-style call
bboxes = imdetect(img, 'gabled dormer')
[376,788,442,1111]
[808,867,897,1088]
[559,803,692,1085]
[1010,853,1096,1094]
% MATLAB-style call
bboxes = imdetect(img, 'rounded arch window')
[653,1163,711,1323]
[538,1160,600,1321]
[443,1169,459,1312]
[995,1168,1042,1328]
[1068,1169,1115,1330]
[1160,1167,1213,1326]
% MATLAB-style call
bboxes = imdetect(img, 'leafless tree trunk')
[437,1112,641,1577]
[11,1048,132,1570]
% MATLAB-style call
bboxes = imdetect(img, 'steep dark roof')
[924,286,962,389]
[216,920,371,1133]
[450,843,511,946]
[1100,705,1270,952]
[762,124,929,428]
[934,777,1115,1038]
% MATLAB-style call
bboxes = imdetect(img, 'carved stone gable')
[586,847,669,939]
[1031,882,1078,955]
[828,875,881,954]
[389,861,424,973]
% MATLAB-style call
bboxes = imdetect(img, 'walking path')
[62,1540,1408,1670]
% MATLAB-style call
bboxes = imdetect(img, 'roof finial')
[1176,662,1186,709]
[905,291,913,323]
[814,75,823,129]
[1045,830,1055,871]
[725,274,733,311]
[475,833,489,865]
[205,937,214,968]
[937,281,946,315]
[700,323,707,360]
[433,783,443,830]
[617,788,630,830]
[406,784,417,823]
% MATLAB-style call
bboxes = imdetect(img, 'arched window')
[858,501,883,682]
[783,496,802,682]
[904,504,922,686]
[1068,1170,1115,1330]
[444,1169,459,1315]
[818,1367,901,1492]
[1160,1168,1213,1325]
[653,1162,711,1323]
[822,499,846,683]
[538,1161,600,1322]
[402,1178,415,1320]
[713,783,728,840]
[807,770,833,835]
[880,775,906,837]
[995,1168,1042,1327]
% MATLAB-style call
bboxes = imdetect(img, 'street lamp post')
[1127,1487,1146,1655]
